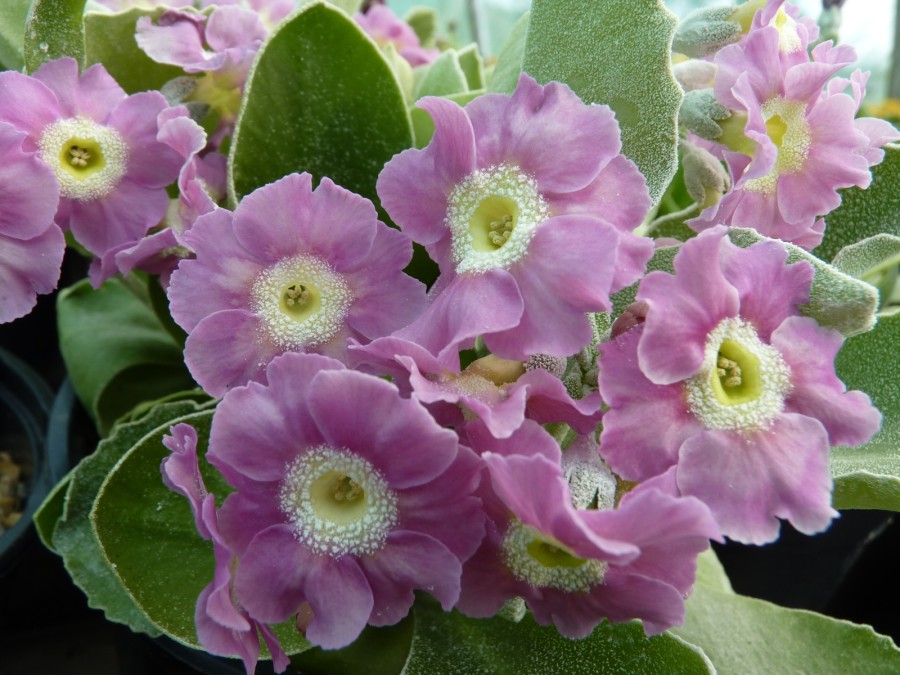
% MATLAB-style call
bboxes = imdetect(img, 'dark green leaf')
[84,8,185,94]
[50,400,214,637]
[56,278,195,435]
[403,597,713,674]
[523,0,682,204]
[229,1,413,208]
[488,11,528,94]
[24,0,87,73]
[831,311,900,511]
[292,615,414,675]
[0,0,31,71]
[816,146,900,262]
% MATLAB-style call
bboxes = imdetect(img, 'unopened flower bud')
[680,88,732,141]
[673,59,718,92]
[673,6,742,58]
[681,141,730,209]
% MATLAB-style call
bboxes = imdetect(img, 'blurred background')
[388,0,898,105]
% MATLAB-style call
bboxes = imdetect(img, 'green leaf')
[727,227,879,338]
[816,145,900,262]
[522,0,682,204]
[50,400,214,638]
[293,616,414,675]
[413,49,468,100]
[457,43,485,91]
[33,470,73,553]
[832,234,900,311]
[405,6,438,46]
[229,1,414,208]
[694,549,734,594]
[83,8,185,94]
[488,11,528,94]
[0,0,30,71]
[403,597,714,674]
[91,406,310,657]
[831,311,900,511]
[92,409,218,646]
[24,0,87,73]
[57,278,195,435]
[673,586,900,674]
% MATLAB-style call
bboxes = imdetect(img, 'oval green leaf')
[831,310,900,511]
[673,586,900,674]
[0,0,31,70]
[229,1,413,207]
[50,400,215,638]
[816,146,900,262]
[84,8,185,94]
[522,0,682,204]
[403,597,714,674]
[24,0,86,73]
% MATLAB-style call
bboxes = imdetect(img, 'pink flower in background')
[457,431,717,638]
[377,74,654,360]
[0,122,64,324]
[690,25,899,248]
[103,108,223,287]
[598,228,881,543]
[355,4,439,66]
[206,353,485,649]
[0,58,186,283]
[168,172,426,397]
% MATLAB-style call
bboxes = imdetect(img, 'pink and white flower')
[377,73,654,360]
[0,57,186,283]
[598,228,881,543]
[206,352,485,649]
[167,172,426,397]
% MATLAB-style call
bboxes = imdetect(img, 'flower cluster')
[679,0,899,248]
[5,0,894,673]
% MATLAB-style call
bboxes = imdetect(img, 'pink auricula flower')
[167,172,426,397]
[377,73,654,361]
[457,425,717,638]
[598,227,881,544]
[161,424,290,675]
[0,122,64,324]
[0,57,187,283]
[690,25,899,248]
[205,352,485,649]
[355,4,439,67]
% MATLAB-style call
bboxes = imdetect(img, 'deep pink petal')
[307,369,459,488]
[303,555,374,649]
[598,326,701,480]
[361,531,462,625]
[0,225,65,324]
[33,57,125,120]
[395,269,524,364]
[720,238,812,339]
[234,525,312,623]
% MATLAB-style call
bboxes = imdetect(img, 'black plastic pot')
[0,348,54,578]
